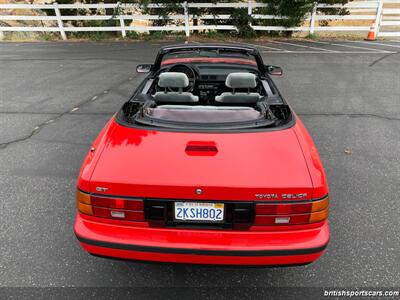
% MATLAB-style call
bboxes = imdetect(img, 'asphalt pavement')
[0,40,399,290]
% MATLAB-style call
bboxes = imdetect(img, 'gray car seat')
[215,72,261,104]
[154,72,199,103]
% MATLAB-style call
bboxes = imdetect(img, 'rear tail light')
[254,196,329,226]
[76,189,144,221]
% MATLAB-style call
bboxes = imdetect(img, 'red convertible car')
[74,44,329,266]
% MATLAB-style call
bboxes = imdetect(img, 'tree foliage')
[256,0,351,29]
[141,0,351,37]
[41,0,352,38]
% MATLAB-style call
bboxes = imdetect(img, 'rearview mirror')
[266,65,283,76]
[136,64,153,73]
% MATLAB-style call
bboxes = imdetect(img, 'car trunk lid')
[89,122,312,201]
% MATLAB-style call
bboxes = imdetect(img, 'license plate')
[174,202,225,222]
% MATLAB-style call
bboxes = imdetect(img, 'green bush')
[230,9,256,38]
[203,30,227,39]
[305,33,318,39]
[255,0,350,36]
[67,31,115,40]
[37,0,351,40]
[38,33,56,41]
[125,31,140,39]
[149,31,166,39]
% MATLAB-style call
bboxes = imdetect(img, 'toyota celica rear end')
[74,44,329,266]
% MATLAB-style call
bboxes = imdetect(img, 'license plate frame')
[174,202,225,223]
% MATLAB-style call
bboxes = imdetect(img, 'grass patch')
[68,31,116,41]
[204,30,227,40]
[0,29,374,42]
[125,31,186,42]
[149,31,166,40]
[2,31,41,41]
[125,31,140,40]
[38,32,57,41]
[305,33,318,39]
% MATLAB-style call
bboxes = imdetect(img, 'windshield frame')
[152,44,266,74]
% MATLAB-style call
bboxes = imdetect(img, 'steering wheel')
[167,64,196,92]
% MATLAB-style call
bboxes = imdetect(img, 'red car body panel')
[84,118,313,200]
[74,47,329,266]
[75,116,329,265]
[292,116,328,199]
[76,214,328,265]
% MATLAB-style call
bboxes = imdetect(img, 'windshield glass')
[161,49,257,66]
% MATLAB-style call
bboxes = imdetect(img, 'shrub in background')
[256,0,351,36]
[40,0,351,39]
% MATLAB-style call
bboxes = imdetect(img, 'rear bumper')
[74,214,329,266]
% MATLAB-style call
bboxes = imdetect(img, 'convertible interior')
[121,62,292,130]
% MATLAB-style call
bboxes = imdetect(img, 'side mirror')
[266,65,283,76]
[136,64,153,73]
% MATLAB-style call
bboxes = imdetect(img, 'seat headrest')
[215,92,261,104]
[225,73,257,89]
[154,92,199,103]
[158,72,189,88]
